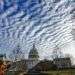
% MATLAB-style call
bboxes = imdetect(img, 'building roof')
[53,57,71,61]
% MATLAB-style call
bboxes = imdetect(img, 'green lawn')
[41,69,75,75]
[6,69,75,75]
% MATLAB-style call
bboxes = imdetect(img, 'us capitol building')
[9,44,40,71]
[0,44,72,73]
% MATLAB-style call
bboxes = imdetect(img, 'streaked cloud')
[0,0,75,59]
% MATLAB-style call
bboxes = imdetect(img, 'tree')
[52,45,63,59]
[9,44,24,61]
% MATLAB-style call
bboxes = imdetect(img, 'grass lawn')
[6,69,75,75]
[41,69,75,75]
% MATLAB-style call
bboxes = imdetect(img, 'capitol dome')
[28,44,39,60]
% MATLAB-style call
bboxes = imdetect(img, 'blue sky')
[0,0,75,61]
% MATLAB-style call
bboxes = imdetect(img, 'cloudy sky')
[0,0,75,61]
